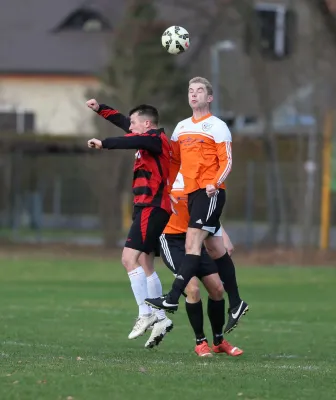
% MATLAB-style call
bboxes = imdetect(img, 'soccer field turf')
[0,257,335,400]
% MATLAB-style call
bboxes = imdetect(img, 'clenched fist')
[86,99,99,112]
[88,138,102,149]
[206,184,217,197]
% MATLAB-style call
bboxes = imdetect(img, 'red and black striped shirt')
[97,104,172,215]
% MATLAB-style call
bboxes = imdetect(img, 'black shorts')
[159,233,217,279]
[188,188,226,235]
[125,206,170,254]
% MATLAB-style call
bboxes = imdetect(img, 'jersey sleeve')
[168,125,181,193]
[97,104,130,133]
[211,121,232,187]
[101,133,162,154]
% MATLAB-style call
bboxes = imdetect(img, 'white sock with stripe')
[128,266,152,317]
[147,272,166,320]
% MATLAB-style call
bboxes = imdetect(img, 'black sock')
[167,254,201,303]
[215,253,242,309]
[207,297,225,346]
[185,300,207,344]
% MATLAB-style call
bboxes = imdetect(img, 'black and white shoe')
[145,317,174,348]
[224,300,249,334]
[145,295,178,313]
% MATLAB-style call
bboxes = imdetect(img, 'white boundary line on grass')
[262,365,320,371]
[2,341,63,349]
[262,354,299,359]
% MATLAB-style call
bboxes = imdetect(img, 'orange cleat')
[195,341,213,357]
[212,340,243,356]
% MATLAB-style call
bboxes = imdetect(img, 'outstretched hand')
[86,99,99,112]
[88,138,102,149]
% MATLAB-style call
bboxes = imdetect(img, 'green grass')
[0,257,336,400]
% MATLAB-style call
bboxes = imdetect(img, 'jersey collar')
[191,113,212,124]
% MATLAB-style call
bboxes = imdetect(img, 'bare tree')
[165,0,290,244]
[234,0,336,247]
[229,0,293,245]
[86,0,189,247]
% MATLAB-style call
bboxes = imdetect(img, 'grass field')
[0,255,336,400]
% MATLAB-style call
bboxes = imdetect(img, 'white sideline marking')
[2,341,63,349]
[5,305,126,315]
[262,354,300,359]
[264,365,319,371]
[261,328,297,334]
[252,319,336,328]
[238,327,299,334]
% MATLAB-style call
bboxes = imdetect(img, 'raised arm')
[102,132,162,154]
[86,99,130,133]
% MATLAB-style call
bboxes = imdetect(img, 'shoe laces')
[162,293,173,303]
[221,339,232,349]
[133,317,145,330]
[198,341,209,350]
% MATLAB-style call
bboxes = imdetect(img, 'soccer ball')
[161,26,190,55]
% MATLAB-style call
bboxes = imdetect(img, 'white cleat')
[145,317,174,348]
[128,313,158,340]
[147,321,156,331]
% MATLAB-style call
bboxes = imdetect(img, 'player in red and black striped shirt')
[87,99,173,348]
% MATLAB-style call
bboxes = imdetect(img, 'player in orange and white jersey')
[146,77,248,337]
[169,113,232,196]
[158,172,243,356]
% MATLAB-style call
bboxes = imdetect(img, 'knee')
[121,254,131,271]
[121,252,137,273]
[186,283,201,303]
[139,253,154,276]
[205,245,219,259]
[208,282,224,301]
[185,232,203,255]
[204,240,225,260]
[185,241,200,254]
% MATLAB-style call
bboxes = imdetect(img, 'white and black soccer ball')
[161,26,190,55]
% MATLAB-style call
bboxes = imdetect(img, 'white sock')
[147,272,166,320]
[128,266,152,317]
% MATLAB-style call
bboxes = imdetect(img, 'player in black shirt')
[87,99,173,348]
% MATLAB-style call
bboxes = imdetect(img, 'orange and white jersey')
[163,172,189,235]
[168,114,232,195]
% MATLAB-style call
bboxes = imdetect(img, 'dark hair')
[129,104,159,125]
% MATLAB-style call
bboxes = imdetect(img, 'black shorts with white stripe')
[187,188,226,235]
[159,233,185,275]
[159,233,217,279]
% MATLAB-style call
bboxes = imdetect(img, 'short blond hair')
[189,77,213,95]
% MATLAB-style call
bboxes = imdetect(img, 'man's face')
[188,83,213,110]
[129,112,151,134]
